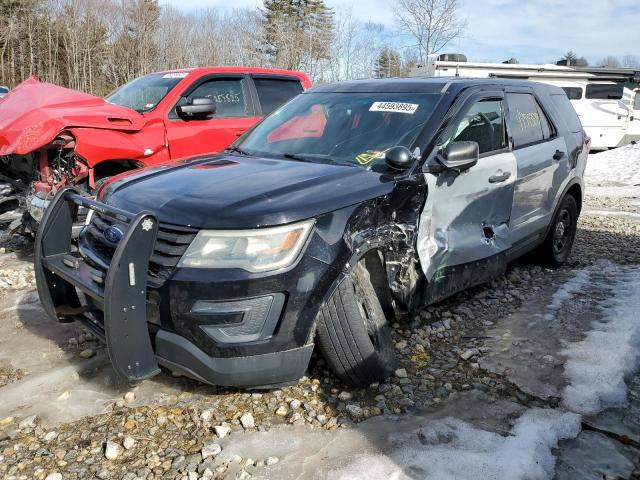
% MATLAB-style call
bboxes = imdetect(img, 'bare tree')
[622,55,640,68]
[395,0,466,63]
[597,55,621,68]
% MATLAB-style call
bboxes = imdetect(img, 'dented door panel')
[416,150,517,282]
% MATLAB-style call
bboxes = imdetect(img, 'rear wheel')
[316,262,396,386]
[536,194,578,267]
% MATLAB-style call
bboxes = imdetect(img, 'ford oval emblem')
[104,225,124,243]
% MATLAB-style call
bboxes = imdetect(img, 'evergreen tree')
[375,47,402,78]
[262,0,334,74]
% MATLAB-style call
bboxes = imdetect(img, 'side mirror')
[385,146,414,171]
[436,141,479,172]
[176,97,216,120]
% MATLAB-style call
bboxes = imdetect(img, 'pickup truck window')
[185,79,248,118]
[238,92,439,168]
[106,73,183,112]
[254,78,304,115]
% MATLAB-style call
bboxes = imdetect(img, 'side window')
[585,83,624,100]
[535,101,554,139]
[253,78,303,115]
[561,87,582,100]
[178,79,248,119]
[634,91,640,111]
[506,93,545,147]
[450,99,505,154]
[550,94,583,133]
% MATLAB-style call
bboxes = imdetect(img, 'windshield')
[236,92,440,169]
[106,72,187,113]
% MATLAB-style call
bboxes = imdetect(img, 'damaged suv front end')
[35,78,587,387]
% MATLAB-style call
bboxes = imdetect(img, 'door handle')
[553,150,565,161]
[488,171,511,183]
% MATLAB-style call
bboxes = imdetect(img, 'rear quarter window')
[550,94,583,133]
[254,78,304,115]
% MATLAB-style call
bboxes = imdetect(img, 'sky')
[162,0,640,65]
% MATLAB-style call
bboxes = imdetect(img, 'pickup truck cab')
[0,67,310,227]
[35,77,588,388]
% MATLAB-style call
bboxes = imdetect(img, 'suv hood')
[104,155,394,229]
[0,77,144,155]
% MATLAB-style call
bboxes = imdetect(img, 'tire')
[536,194,578,267]
[316,262,396,386]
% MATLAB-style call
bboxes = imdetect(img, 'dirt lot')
[0,186,639,480]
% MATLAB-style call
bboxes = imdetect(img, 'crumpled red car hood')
[0,76,145,155]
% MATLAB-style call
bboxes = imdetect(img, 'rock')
[395,340,408,349]
[240,413,255,429]
[289,399,301,409]
[43,431,58,442]
[200,409,213,422]
[156,415,167,426]
[18,415,38,430]
[345,404,363,418]
[275,405,288,416]
[79,348,95,359]
[123,391,135,403]
[122,436,136,450]
[201,441,222,459]
[460,348,479,360]
[394,368,408,378]
[214,425,231,438]
[337,391,352,401]
[265,456,279,466]
[45,474,63,480]
[104,440,123,460]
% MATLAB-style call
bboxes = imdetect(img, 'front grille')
[79,211,198,287]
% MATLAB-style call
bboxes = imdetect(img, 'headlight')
[177,219,314,272]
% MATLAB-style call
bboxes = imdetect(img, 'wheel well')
[566,183,582,213]
[360,249,394,318]
[93,160,142,181]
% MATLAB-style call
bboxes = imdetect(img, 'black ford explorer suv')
[35,78,588,388]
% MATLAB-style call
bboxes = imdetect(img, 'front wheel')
[536,195,578,267]
[316,262,396,387]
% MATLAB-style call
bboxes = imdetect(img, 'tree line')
[1,0,635,97]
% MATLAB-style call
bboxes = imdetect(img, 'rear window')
[254,78,303,115]
[506,93,545,147]
[585,83,624,100]
[550,94,583,133]
[561,87,582,100]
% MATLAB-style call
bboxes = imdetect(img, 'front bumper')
[34,188,315,387]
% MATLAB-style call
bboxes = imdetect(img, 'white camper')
[412,56,640,150]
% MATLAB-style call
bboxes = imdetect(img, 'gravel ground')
[0,196,639,480]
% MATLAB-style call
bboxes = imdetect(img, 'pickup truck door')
[417,91,517,300]
[165,75,261,159]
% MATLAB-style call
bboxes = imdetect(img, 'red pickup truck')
[0,67,311,228]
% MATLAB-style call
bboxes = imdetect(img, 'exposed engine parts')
[0,133,87,231]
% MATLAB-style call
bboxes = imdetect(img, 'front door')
[166,76,261,159]
[417,92,517,299]
[627,89,640,143]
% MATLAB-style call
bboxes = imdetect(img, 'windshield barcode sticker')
[370,102,419,114]
[162,72,189,79]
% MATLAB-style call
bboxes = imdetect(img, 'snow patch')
[324,409,581,480]
[543,262,604,320]
[562,264,640,415]
[585,143,640,187]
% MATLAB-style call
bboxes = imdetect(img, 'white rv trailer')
[411,56,640,150]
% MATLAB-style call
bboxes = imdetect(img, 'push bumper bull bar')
[34,187,161,381]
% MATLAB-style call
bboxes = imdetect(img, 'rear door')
[418,90,517,290]
[506,89,566,244]
[627,88,640,143]
[166,75,260,159]
[249,75,304,116]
